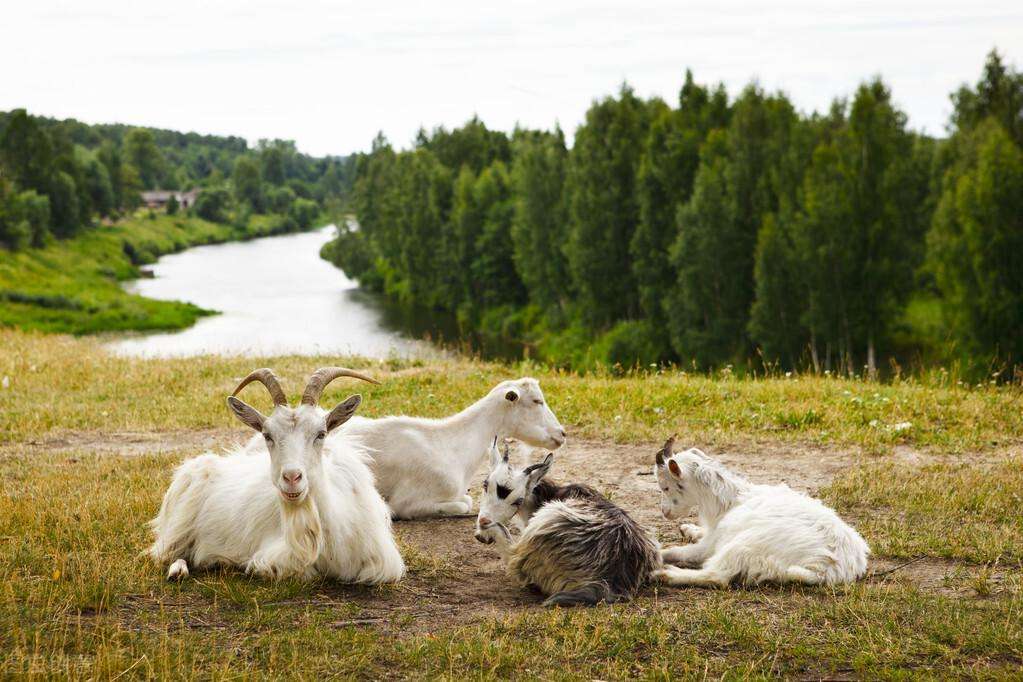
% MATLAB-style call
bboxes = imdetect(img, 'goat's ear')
[505,388,519,402]
[227,396,265,432]
[326,394,361,432]
[667,458,682,479]
[524,452,554,489]
[488,436,502,468]
[657,434,675,467]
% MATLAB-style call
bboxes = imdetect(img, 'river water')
[107,226,440,359]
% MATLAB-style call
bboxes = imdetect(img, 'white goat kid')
[652,437,869,588]
[147,368,405,584]
[338,378,566,519]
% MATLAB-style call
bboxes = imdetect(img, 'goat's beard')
[281,494,324,570]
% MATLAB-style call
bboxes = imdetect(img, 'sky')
[2,1,1021,157]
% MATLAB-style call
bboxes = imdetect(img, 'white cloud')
[2,0,1020,156]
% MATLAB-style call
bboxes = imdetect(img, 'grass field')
[1,330,1021,678]
[0,212,310,335]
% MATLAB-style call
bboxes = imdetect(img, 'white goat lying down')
[147,367,405,584]
[337,378,566,519]
[474,441,662,607]
[652,437,869,588]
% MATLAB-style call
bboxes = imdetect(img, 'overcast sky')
[2,1,1021,157]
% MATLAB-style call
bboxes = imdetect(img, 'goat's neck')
[518,479,564,524]
[693,470,750,527]
[433,395,506,477]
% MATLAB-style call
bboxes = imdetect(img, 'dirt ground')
[11,430,1015,634]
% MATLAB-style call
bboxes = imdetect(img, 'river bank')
[0,211,320,335]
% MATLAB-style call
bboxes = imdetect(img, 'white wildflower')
[891,422,913,432]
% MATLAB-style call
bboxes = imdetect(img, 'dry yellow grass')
[2,329,1022,678]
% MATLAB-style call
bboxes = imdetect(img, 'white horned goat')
[147,367,405,584]
[336,377,566,519]
[651,437,869,588]
[474,441,661,606]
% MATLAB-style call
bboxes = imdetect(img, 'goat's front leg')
[678,522,705,542]
[652,564,729,589]
[474,522,513,560]
[661,535,713,568]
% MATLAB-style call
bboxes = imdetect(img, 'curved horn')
[301,366,380,405]
[231,368,288,407]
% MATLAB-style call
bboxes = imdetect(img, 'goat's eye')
[512,498,524,506]
[482,480,489,492]
[263,434,273,445]
[315,431,326,441]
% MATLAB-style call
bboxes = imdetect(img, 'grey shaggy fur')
[509,480,661,606]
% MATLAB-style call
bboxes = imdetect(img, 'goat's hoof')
[166,559,189,581]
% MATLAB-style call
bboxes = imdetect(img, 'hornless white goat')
[333,378,566,519]
[147,368,405,583]
[651,437,869,588]
[474,441,662,606]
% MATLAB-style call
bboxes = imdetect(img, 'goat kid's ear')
[524,452,554,489]
[488,436,502,468]
[505,388,519,402]
[227,396,266,432]
[667,458,682,479]
[326,394,362,432]
[657,434,676,467]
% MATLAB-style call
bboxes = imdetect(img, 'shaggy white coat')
[653,447,869,588]
[148,436,405,583]
[333,378,566,519]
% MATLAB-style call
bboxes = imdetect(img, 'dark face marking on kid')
[496,483,512,499]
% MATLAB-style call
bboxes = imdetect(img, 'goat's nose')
[559,429,567,438]
[478,517,492,528]
[282,470,303,484]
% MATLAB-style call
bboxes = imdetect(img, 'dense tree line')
[0,110,355,250]
[321,50,1021,376]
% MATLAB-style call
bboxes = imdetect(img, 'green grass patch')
[0,211,309,334]
[825,458,1023,563]
[2,329,1022,452]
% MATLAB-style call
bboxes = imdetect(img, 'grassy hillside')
[0,212,313,334]
[1,331,1021,678]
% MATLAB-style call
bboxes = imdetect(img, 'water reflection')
[107,226,441,359]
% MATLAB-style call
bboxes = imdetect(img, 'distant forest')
[324,50,1023,377]
[0,111,356,249]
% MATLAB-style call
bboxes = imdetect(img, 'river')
[107,226,441,359]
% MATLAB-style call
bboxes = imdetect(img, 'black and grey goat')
[474,440,661,606]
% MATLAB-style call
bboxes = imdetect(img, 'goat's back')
[508,494,661,601]
[720,486,871,584]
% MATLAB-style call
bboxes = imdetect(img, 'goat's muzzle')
[474,517,495,544]
[281,490,304,502]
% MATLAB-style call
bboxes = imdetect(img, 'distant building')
[140,189,200,210]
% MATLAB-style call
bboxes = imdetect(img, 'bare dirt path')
[9,430,1015,634]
